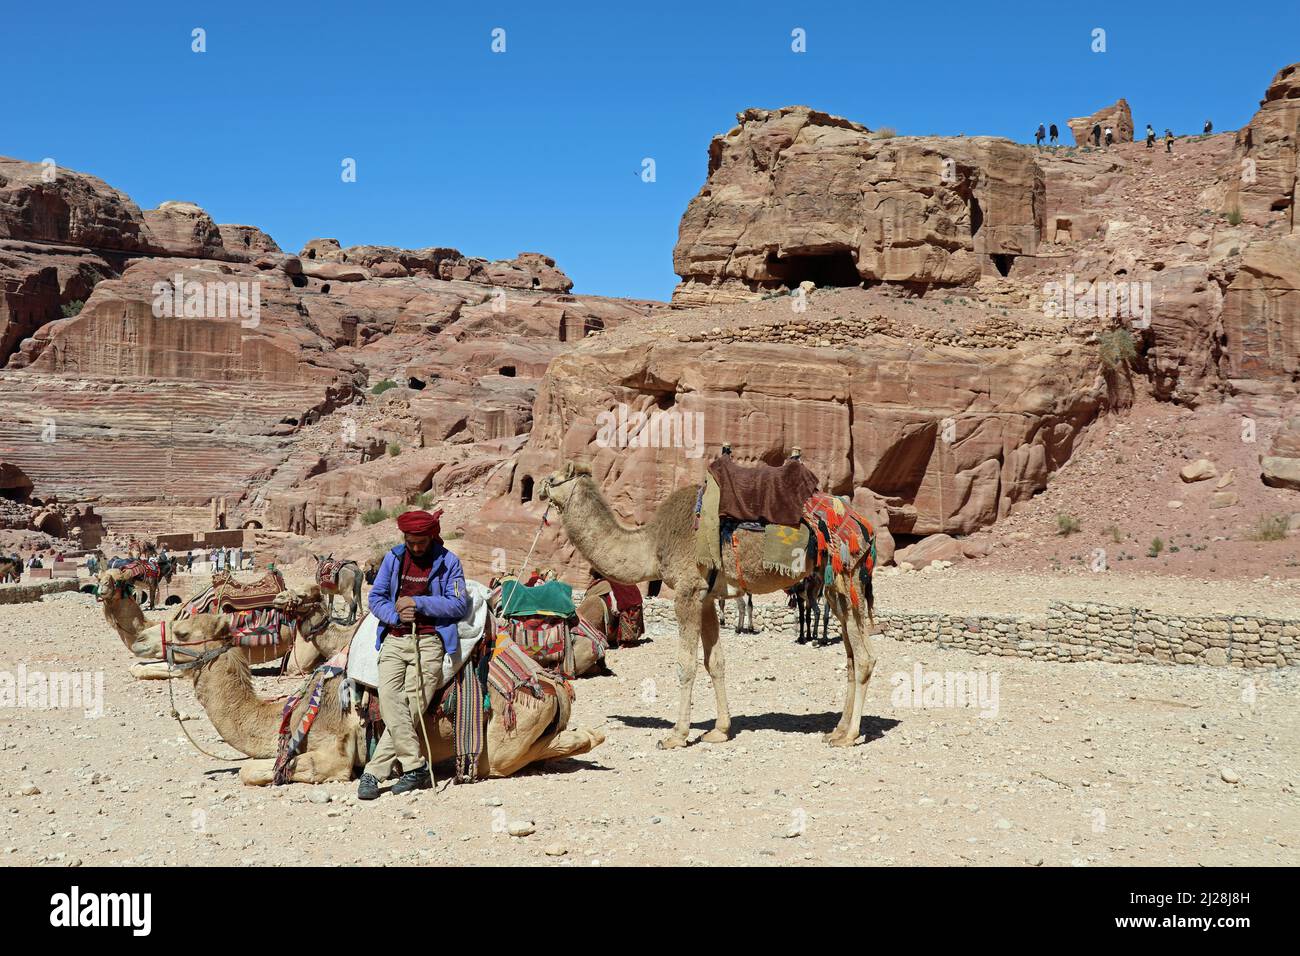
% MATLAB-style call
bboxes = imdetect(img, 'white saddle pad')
[346,579,490,691]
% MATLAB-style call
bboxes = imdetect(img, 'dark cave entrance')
[769,250,862,288]
[992,253,1014,277]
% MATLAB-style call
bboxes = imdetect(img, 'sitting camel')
[126,586,606,784]
[541,461,878,749]
[97,568,331,680]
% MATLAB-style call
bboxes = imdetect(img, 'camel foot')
[700,728,730,743]
[822,728,848,744]
[824,731,859,748]
[657,734,689,750]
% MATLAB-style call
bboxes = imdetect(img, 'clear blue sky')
[6,1,1295,300]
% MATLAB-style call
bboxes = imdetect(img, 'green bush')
[1057,513,1082,536]
[387,442,401,458]
[61,300,84,318]
[371,379,398,396]
[874,127,897,139]
[361,507,390,526]
[1147,537,1164,557]
[1226,208,1242,226]
[1098,328,1137,369]
[1249,514,1290,541]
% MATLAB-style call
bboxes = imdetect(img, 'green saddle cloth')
[498,579,575,619]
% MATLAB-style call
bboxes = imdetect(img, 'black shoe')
[390,767,431,795]
[357,773,380,801]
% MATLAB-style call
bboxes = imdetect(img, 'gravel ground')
[1,586,1296,867]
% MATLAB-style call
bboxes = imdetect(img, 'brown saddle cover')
[203,568,287,613]
[708,456,819,527]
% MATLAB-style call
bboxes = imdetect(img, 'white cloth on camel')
[346,578,490,690]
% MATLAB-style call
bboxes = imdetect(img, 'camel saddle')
[180,568,287,617]
[707,456,819,527]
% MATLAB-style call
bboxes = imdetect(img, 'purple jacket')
[368,544,469,654]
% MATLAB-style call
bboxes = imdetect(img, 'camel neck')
[561,478,658,583]
[103,594,147,650]
[190,650,283,759]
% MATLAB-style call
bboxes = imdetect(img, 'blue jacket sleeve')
[413,551,469,622]
[367,552,402,628]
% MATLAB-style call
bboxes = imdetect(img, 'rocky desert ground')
[2,574,1297,867]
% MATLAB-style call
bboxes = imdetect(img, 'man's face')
[404,532,433,557]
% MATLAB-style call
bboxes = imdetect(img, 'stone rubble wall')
[640,597,1298,669]
[0,579,81,605]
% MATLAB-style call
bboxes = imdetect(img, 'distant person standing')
[186,550,195,572]
[1204,119,1213,134]
[1146,124,1155,148]
[1165,128,1175,153]
[1049,123,1058,145]
[1035,123,1045,147]
[1092,123,1102,147]
[1104,125,1114,147]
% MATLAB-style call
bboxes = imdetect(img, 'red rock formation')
[1067,99,1135,146]
[672,107,1044,305]
[1222,234,1300,381]
[1220,62,1299,230]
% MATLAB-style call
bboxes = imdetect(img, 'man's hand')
[396,596,417,623]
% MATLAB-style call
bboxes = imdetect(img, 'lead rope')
[500,501,552,619]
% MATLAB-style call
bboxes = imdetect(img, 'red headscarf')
[396,509,443,540]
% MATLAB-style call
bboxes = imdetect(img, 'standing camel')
[314,555,364,624]
[540,462,877,750]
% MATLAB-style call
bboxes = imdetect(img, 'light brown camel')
[97,569,329,680]
[540,461,878,749]
[126,586,607,785]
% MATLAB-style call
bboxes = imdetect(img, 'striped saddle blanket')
[190,568,288,614]
[125,559,161,581]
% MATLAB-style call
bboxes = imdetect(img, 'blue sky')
[6,1,1295,300]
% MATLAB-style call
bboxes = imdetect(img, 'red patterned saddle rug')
[178,568,287,619]
[317,559,346,589]
[125,559,161,581]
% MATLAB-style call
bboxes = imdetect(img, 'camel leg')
[659,594,703,750]
[826,597,877,747]
[699,598,732,743]
[824,592,856,744]
[500,726,608,776]
[129,661,176,680]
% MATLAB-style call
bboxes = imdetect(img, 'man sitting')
[357,508,469,800]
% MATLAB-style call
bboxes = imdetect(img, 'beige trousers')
[362,630,445,778]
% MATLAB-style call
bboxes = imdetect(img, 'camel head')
[539,461,592,511]
[273,585,332,638]
[128,615,230,663]
[96,568,137,602]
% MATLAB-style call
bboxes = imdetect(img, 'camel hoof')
[700,728,730,743]
[657,735,688,751]
[826,733,859,748]
[822,729,847,744]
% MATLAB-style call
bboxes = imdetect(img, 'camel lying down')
[127,599,605,785]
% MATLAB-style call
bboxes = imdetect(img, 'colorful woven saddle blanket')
[227,607,292,647]
[125,559,162,581]
[503,613,605,678]
[801,493,876,608]
[273,646,350,785]
[316,559,347,588]
[485,638,569,732]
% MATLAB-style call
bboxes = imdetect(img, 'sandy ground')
[1,578,1296,868]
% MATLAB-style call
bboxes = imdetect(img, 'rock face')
[1220,62,1299,230]
[143,202,226,259]
[0,156,152,251]
[0,461,33,502]
[218,224,281,257]
[460,332,1120,577]
[671,107,1044,305]
[1221,234,1300,380]
[1262,415,1300,490]
[299,240,573,292]
[1067,99,1134,146]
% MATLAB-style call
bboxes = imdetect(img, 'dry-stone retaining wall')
[639,598,1297,669]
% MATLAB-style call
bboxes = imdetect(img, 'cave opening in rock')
[520,476,534,503]
[769,250,861,288]
[499,366,516,377]
[408,377,426,390]
[969,196,984,236]
[0,487,30,503]
[992,253,1014,277]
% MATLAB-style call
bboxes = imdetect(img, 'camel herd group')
[92,462,881,787]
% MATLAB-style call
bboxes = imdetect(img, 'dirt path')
[1,584,1295,866]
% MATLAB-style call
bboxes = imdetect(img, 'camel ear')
[563,462,576,480]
